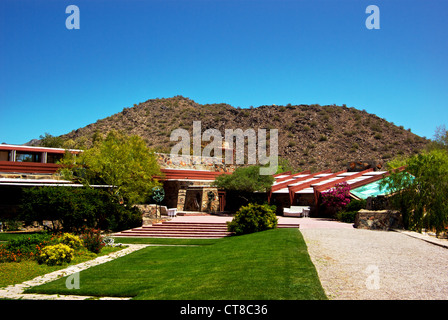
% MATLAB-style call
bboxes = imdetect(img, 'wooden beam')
[288,170,347,204]
[313,168,374,193]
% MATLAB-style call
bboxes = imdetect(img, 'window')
[47,153,63,164]
[0,150,10,161]
[15,151,42,163]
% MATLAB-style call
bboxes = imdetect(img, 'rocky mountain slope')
[59,95,428,172]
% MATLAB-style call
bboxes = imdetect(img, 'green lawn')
[114,237,220,246]
[0,246,124,288]
[25,228,327,300]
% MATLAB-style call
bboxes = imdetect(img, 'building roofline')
[0,144,82,154]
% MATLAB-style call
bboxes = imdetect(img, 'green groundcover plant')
[0,231,106,264]
[37,243,74,266]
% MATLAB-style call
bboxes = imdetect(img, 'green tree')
[60,130,161,204]
[428,124,448,150]
[381,148,448,234]
[213,165,274,210]
[213,165,274,194]
[39,133,64,148]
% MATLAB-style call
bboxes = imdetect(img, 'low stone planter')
[354,209,403,230]
[134,204,168,226]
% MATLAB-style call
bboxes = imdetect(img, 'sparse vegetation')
[40,96,429,172]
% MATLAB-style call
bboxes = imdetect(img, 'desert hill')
[59,95,428,172]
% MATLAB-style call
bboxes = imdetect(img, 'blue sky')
[1,0,447,145]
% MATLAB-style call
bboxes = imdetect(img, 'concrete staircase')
[112,220,300,239]
[112,221,232,239]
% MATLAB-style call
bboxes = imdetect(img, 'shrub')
[81,228,105,254]
[100,204,142,232]
[1,219,22,231]
[37,243,74,266]
[336,199,366,223]
[20,187,100,232]
[20,187,142,233]
[227,203,278,235]
[336,211,357,223]
[1,232,56,262]
[321,182,351,211]
[58,233,84,249]
[382,149,448,234]
[345,199,366,212]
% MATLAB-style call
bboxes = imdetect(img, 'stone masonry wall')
[354,209,403,230]
[134,204,167,226]
[156,153,237,173]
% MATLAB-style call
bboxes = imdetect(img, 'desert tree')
[60,130,162,205]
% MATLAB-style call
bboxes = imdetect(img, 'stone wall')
[134,204,168,226]
[347,160,385,172]
[156,153,237,173]
[0,173,62,180]
[161,180,220,213]
[366,195,390,210]
[201,187,219,213]
[354,209,403,230]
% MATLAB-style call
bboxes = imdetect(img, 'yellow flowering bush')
[37,243,74,266]
[59,233,84,249]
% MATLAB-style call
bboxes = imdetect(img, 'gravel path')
[301,227,448,300]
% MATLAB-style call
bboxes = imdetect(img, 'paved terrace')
[170,215,354,229]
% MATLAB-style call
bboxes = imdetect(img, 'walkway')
[301,225,448,300]
[164,214,354,229]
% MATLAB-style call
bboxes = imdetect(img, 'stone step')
[161,222,228,227]
[117,230,232,236]
[113,231,231,238]
[140,226,228,232]
[112,220,299,238]
[139,226,228,232]
[277,224,300,228]
[163,221,299,228]
[176,211,210,216]
[113,221,233,238]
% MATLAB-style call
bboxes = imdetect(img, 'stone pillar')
[177,188,187,211]
[202,187,219,213]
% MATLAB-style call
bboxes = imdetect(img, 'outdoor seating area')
[167,208,177,217]
[283,206,310,218]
